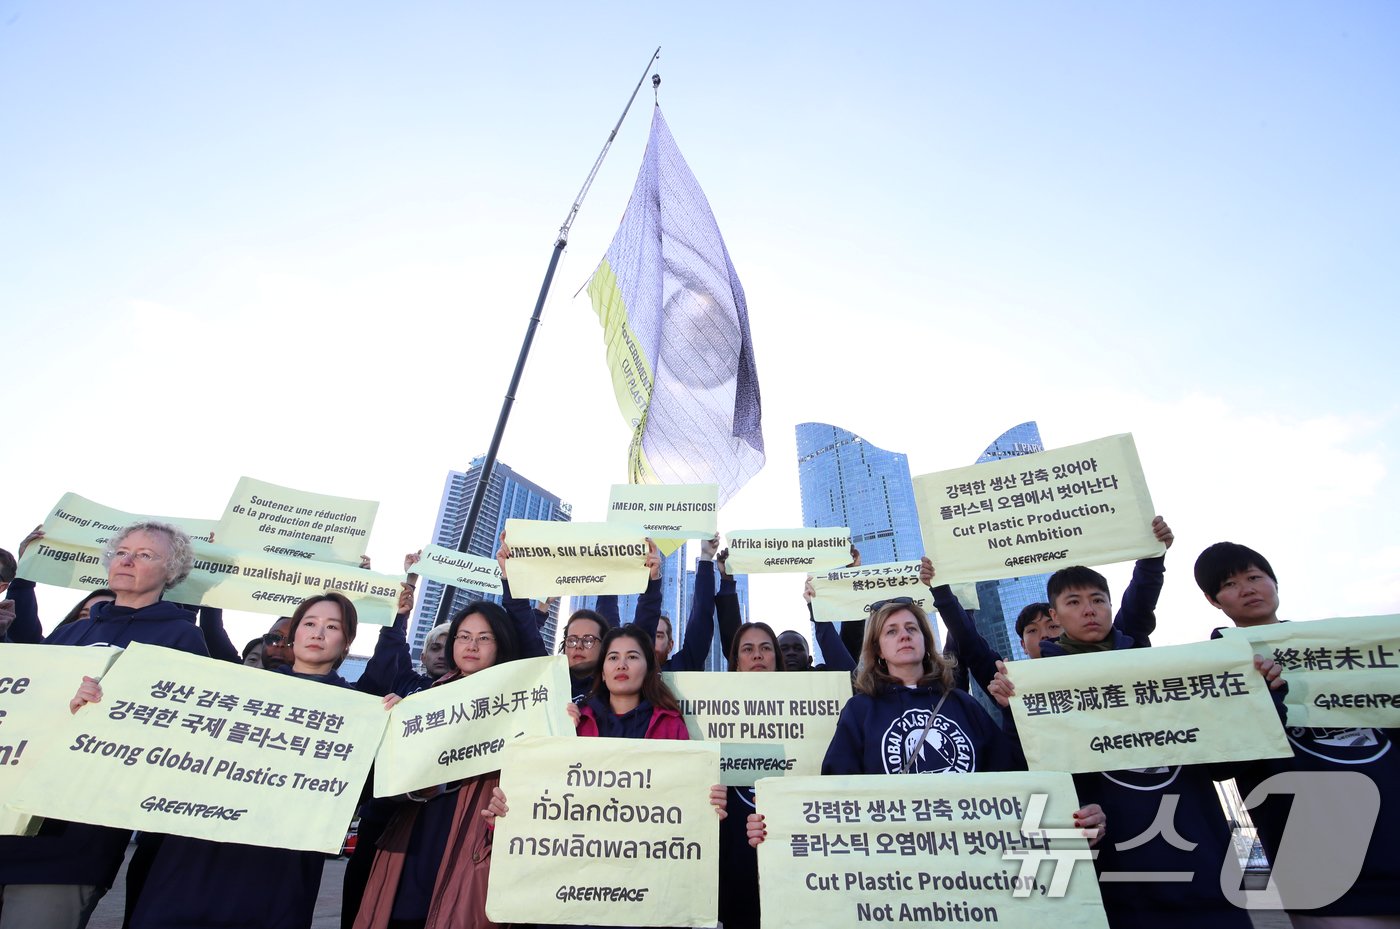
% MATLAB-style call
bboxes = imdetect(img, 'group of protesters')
[0,511,1395,929]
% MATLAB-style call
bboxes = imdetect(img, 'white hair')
[102,521,194,590]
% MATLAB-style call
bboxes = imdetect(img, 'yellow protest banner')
[412,544,504,596]
[725,528,851,575]
[810,561,931,624]
[17,534,402,627]
[663,671,850,786]
[0,644,123,835]
[374,656,574,796]
[8,643,389,853]
[1220,615,1400,728]
[502,519,650,597]
[606,483,719,540]
[756,771,1108,929]
[486,735,721,927]
[1006,637,1292,773]
[216,476,378,565]
[913,434,1164,585]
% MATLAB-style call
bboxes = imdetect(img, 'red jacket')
[577,703,689,740]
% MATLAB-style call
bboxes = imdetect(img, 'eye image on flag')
[586,107,765,506]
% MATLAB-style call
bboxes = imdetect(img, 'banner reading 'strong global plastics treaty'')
[374,656,573,796]
[486,735,721,927]
[0,644,123,835]
[913,434,1163,586]
[9,644,389,853]
[724,528,851,575]
[502,519,650,598]
[1005,637,1292,773]
[17,494,403,626]
[664,671,849,786]
[757,772,1109,929]
[216,476,379,566]
[1220,615,1400,728]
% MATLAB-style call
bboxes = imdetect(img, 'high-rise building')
[411,458,571,660]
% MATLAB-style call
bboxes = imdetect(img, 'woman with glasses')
[352,598,540,929]
[123,592,396,929]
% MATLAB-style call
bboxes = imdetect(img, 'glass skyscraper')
[411,458,570,659]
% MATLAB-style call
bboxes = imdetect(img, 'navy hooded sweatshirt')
[0,598,209,888]
[129,666,358,929]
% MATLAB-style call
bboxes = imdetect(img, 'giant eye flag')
[586,107,765,507]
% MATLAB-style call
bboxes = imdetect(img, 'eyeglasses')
[106,548,164,564]
[261,632,288,647]
[564,635,600,650]
[870,596,914,612]
[454,633,496,647]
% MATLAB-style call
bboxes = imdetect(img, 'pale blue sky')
[3,2,1396,648]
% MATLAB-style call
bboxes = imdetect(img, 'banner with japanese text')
[8,643,390,853]
[1006,637,1292,772]
[913,434,1163,585]
[1220,615,1400,728]
[486,735,721,927]
[374,655,574,795]
[502,520,650,597]
[756,771,1108,929]
[663,671,850,785]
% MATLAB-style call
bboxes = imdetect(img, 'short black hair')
[448,600,520,671]
[0,548,15,584]
[1014,602,1052,637]
[1193,542,1277,602]
[1046,566,1111,608]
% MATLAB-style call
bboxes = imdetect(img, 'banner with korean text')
[756,771,1108,929]
[1005,637,1292,772]
[374,656,574,795]
[913,434,1163,585]
[0,644,123,835]
[8,643,390,853]
[486,735,721,927]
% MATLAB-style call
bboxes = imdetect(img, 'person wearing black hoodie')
[0,521,209,929]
